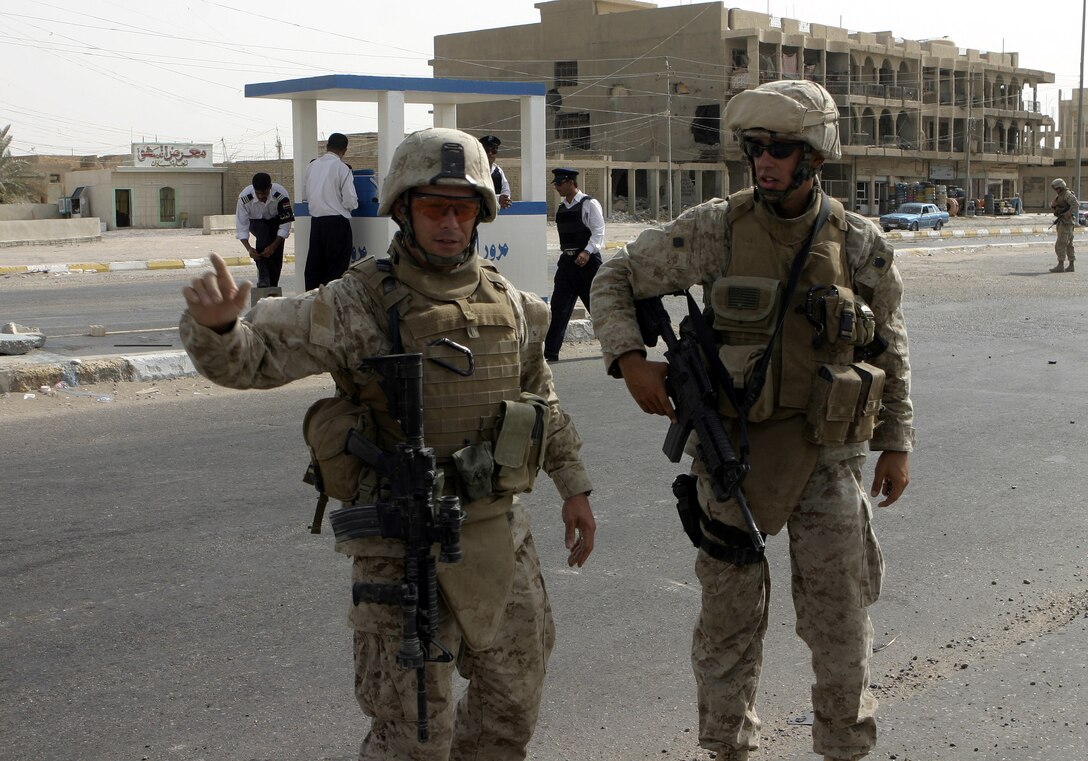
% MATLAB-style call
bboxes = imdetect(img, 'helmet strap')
[749,144,819,209]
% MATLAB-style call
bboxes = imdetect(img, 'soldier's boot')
[1050,263,1066,273]
[1067,260,1075,272]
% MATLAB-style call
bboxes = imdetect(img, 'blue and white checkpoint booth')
[244,75,549,296]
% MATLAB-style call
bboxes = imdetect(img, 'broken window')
[692,104,720,145]
[555,111,591,150]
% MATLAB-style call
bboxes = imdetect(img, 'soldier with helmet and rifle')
[591,80,914,761]
[179,127,596,760]
[1049,177,1077,272]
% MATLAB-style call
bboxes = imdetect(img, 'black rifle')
[634,296,765,552]
[330,352,464,743]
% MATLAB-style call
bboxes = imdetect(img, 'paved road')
[2,236,1086,761]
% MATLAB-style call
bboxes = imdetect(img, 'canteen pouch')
[846,361,886,441]
[492,392,550,495]
[718,344,775,423]
[303,397,376,503]
[804,364,862,446]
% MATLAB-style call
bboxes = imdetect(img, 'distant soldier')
[1049,178,1077,273]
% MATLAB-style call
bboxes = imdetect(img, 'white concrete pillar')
[521,95,546,202]
[433,103,457,128]
[291,98,318,294]
[377,90,406,194]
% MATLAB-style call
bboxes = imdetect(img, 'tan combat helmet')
[1052,178,1068,190]
[378,127,498,222]
[723,79,841,161]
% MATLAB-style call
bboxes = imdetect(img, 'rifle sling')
[684,192,831,459]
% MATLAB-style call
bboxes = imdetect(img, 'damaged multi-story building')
[432,0,1056,216]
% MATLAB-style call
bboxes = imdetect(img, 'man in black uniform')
[545,168,605,362]
[235,172,294,288]
[480,135,513,209]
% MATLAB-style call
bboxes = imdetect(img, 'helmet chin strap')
[749,145,818,208]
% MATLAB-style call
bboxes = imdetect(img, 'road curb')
[0,350,196,393]
[0,255,291,276]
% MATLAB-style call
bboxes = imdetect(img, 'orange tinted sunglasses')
[409,192,482,223]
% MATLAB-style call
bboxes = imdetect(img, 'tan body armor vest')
[349,256,523,466]
[341,253,525,649]
[720,188,853,416]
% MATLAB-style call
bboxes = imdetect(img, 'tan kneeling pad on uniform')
[437,493,516,650]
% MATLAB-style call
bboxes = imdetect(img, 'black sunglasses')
[742,140,804,159]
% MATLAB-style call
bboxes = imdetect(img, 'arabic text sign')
[132,143,214,168]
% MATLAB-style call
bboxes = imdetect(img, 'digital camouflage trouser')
[691,446,884,761]
[351,534,555,761]
[1055,224,1075,266]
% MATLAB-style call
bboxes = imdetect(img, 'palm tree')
[0,124,35,203]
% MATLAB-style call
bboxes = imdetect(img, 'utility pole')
[965,67,971,210]
[1077,0,1086,199]
[666,56,674,221]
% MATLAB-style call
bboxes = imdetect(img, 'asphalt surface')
[2,216,1087,760]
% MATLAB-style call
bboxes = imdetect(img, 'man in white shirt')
[304,132,358,290]
[480,135,513,209]
[545,168,605,362]
[235,172,293,288]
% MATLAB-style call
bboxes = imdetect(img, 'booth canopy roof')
[245,75,546,104]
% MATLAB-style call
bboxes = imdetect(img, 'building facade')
[433,0,1055,215]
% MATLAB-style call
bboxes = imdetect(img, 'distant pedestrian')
[544,168,604,362]
[480,135,513,209]
[1049,178,1077,273]
[304,133,358,289]
[235,172,293,288]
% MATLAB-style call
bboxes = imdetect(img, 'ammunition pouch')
[672,474,765,566]
[804,361,885,446]
[453,392,550,500]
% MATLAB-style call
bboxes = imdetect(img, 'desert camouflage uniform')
[591,188,913,761]
[1051,186,1078,268]
[180,237,592,760]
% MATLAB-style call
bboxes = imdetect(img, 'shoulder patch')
[243,192,254,203]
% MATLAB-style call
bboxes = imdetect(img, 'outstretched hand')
[182,253,251,333]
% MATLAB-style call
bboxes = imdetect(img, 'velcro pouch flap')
[494,399,539,468]
[821,364,862,421]
[711,276,781,334]
[851,361,885,417]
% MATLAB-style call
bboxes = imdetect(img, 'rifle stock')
[634,297,765,552]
